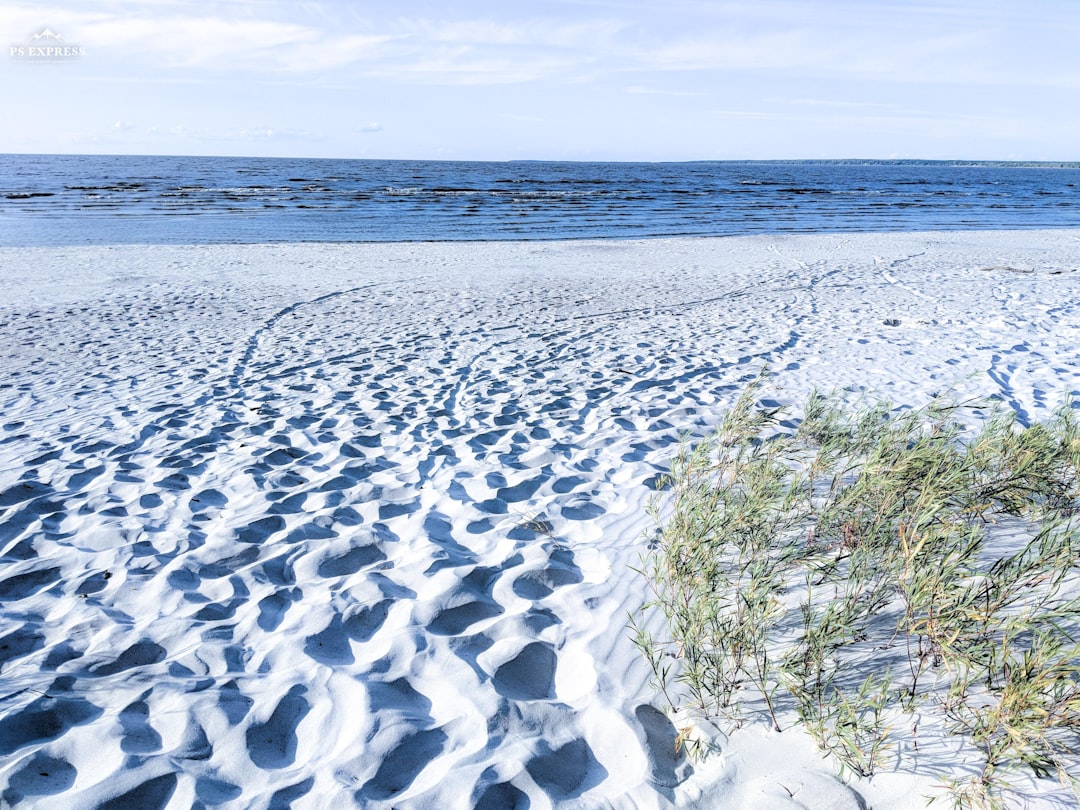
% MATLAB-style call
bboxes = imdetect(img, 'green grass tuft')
[632,372,1080,807]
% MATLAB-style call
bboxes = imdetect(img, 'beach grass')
[633,370,1080,808]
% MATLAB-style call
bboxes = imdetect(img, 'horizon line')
[2,152,1079,167]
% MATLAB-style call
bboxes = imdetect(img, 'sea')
[1,154,1078,246]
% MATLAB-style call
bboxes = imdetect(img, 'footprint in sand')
[473,778,530,810]
[268,777,315,808]
[246,684,310,769]
[218,680,254,726]
[0,566,62,602]
[525,737,607,800]
[357,726,449,802]
[98,773,177,810]
[1,752,77,804]
[635,704,693,787]
[511,545,583,599]
[118,693,163,754]
[303,601,392,666]
[0,623,45,670]
[88,639,166,677]
[317,543,387,578]
[257,588,300,632]
[194,776,242,804]
[493,642,557,701]
[428,561,511,636]
[428,600,504,636]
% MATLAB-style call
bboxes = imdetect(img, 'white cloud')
[7,0,1073,90]
[81,15,399,72]
[2,4,395,73]
[624,84,706,96]
[132,123,320,142]
[620,1,1080,89]
[370,51,593,85]
[403,17,626,49]
[2,2,623,83]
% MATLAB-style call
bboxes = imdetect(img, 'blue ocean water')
[1,154,1078,246]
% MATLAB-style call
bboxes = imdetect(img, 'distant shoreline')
[2,152,1079,168]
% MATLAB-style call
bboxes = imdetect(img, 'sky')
[2,0,1078,161]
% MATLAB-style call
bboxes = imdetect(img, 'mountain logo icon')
[10,27,83,61]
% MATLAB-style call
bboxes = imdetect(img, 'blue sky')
[2,0,1078,160]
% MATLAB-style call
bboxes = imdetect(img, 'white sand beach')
[1,230,1079,808]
